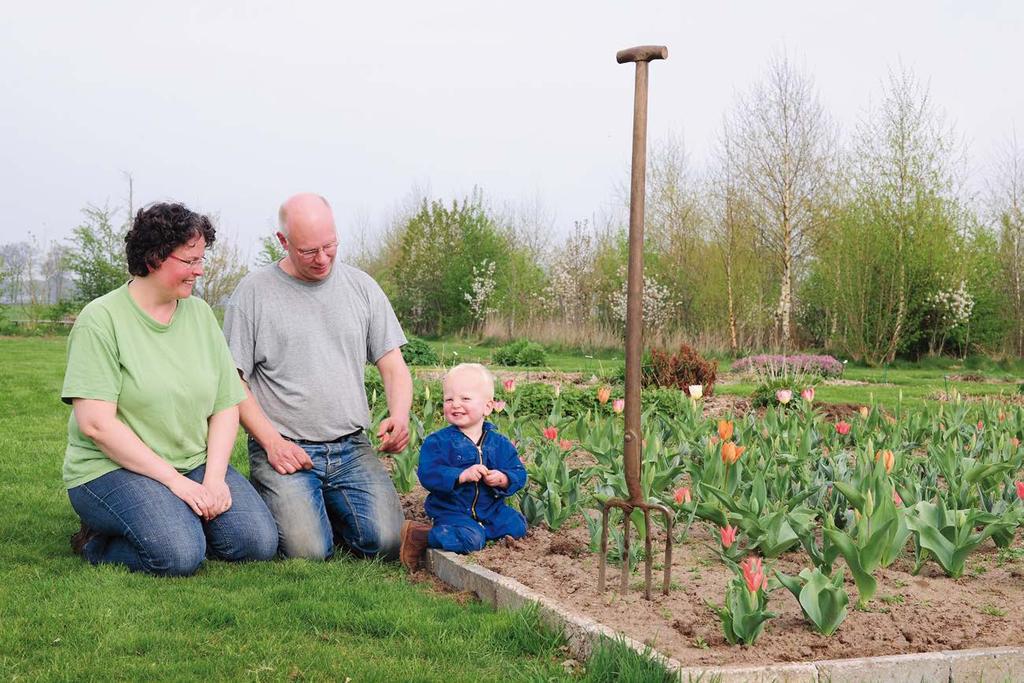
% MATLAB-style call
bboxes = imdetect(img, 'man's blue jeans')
[67,464,279,577]
[248,432,404,561]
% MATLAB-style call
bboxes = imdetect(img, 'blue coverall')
[417,422,528,553]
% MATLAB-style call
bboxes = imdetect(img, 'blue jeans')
[67,464,279,577]
[248,432,404,561]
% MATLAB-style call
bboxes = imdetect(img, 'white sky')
[2,1,1021,257]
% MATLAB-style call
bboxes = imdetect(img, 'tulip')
[977,420,984,432]
[859,406,870,419]
[776,389,792,405]
[612,399,625,414]
[893,490,903,507]
[998,411,1007,422]
[492,400,506,412]
[720,524,737,549]
[721,441,746,465]
[559,439,574,452]
[543,426,558,441]
[1016,481,1024,501]
[503,378,516,393]
[674,487,692,505]
[717,420,734,442]
[835,421,851,436]
[709,435,720,448]
[1012,437,1020,448]
[740,556,767,594]
[875,449,895,474]
[689,384,704,399]
[800,386,815,402]
[597,385,611,405]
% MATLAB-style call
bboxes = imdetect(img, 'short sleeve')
[222,284,256,382]
[363,276,407,364]
[62,322,122,405]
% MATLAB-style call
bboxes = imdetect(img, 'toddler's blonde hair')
[444,363,496,400]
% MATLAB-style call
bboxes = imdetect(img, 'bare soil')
[395,382,1024,665]
[401,482,1024,666]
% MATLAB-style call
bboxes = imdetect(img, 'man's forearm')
[378,351,413,419]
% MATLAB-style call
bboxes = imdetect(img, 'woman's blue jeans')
[67,464,278,577]
[247,432,404,561]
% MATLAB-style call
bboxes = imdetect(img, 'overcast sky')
[2,1,1021,258]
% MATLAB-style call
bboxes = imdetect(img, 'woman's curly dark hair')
[124,203,217,276]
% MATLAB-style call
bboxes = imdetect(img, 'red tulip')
[740,556,767,593]
[977,420,984,431]
[503,378,516,393]
[1016,481,1024,501]
[835,421,851,435]
[720,524,737,549]
[543,426,558,441]
[674,487,692,505]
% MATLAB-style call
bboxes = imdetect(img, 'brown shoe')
[70,522,99,556]
[399,520,431,571]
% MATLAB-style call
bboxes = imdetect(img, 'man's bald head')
[276,192,338,282]
[278,193,333,238]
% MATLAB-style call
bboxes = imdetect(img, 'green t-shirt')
[61,283,246,488]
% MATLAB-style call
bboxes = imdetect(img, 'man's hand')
[202,477,233,521]
[267,437,313,475]
[482,469,509,489]
[376,415,410,453]
[458,464,490,484]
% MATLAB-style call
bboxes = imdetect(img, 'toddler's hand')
[458,464,490,484]
[482,470,509,489]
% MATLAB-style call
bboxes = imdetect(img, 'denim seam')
[79,480,155,569]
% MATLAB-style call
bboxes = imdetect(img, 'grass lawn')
[0,337,670,682]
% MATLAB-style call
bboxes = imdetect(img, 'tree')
[988,132,1024,354]
[197,231,249,309]
[0,241,33,304]
[728,53,837,348]
[255,234,285,266]
[64,204,129,305]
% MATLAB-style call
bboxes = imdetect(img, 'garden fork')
[598,45,673,600]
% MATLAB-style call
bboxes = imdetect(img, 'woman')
[62,202,278,576]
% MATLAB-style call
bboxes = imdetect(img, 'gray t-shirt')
[223,261,407,441]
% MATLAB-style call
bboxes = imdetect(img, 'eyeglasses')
[168,254,207,268]
[295,241,338,260]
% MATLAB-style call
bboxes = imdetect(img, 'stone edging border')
[426,549,1024,682]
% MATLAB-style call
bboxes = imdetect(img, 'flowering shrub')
[732,354,844,378]
[645,344,718,395]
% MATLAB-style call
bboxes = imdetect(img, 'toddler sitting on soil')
[399,363,528,571]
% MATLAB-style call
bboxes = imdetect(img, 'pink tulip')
[1012,437,1020,448]
[800,387,815,402]
[776,389,793,405]
[835,421,851,436]
[893,490,903,507]
[1016,481,1024,501]
[674,487,692,505]
[612,399,625,414]
[720,524,737,549]
[492,400,506,412]
[543,426,558,441]
[740,556,767,593]
[559,439,574,452]
[503,378,516,393]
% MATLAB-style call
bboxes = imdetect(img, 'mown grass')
[0,337,679,682]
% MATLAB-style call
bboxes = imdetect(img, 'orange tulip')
[597,385,611,405]
[875,449,895,474]
[859,406,870,419]
[721,441,746,466]
[717,420,734,442]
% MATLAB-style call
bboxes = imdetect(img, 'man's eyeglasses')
[295,241,338,260]
[168,254,207,268]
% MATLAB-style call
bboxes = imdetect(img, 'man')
[223,192,411,560]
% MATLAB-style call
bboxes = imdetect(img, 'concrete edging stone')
[426,549,1024,682]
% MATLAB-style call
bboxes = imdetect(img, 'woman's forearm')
[204,406,239,482]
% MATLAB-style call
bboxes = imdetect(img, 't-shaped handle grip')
[616,45,668,64]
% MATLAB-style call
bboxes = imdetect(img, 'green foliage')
[493,339,547,367]
[710,568,776,645]
[255,234,285,266]
[905,500,1009,578]
[63,205,129,304]
[775,567,850,636]
[401,336,439,366]
[386,195,515,336]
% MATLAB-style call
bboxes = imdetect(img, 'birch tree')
[988,132,1024,354]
